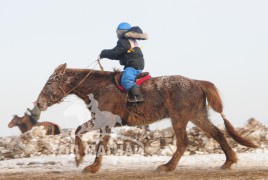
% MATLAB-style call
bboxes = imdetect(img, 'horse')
[8,114,61,135]
[36,63,257,173]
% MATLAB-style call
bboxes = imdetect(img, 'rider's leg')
[121,67,144,102]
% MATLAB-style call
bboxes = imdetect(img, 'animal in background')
[8,113,61,135]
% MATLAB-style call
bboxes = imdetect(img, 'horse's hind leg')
[157,116,188,172]
[83,127,111,174]
[192,111,237,169]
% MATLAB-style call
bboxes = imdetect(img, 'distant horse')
[8,114,61,135]
[36,63,257,173]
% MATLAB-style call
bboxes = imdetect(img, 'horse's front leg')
[74,118,96,167]
[83,127,111,174]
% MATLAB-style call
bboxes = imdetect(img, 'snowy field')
[1,119,267,179]
[0,152,268,180]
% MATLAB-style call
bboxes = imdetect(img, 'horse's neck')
[24,116,35,130]
[66,69,112,103]
[17,123,28,133]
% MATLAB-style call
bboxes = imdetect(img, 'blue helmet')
[117,22,131,30]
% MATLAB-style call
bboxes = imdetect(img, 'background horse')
[8,114,61,135]
[36,63,257,173]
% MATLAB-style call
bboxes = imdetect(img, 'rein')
[65,68,94,95]
[67,59,103,94]
[97,59,104,71]
[41,59,101,103]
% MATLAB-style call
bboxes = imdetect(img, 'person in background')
[26,101,41,122]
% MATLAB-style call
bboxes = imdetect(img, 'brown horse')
[8,114,61,135]
[36,63,257,173]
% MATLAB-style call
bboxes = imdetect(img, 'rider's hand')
[99,50,105,59]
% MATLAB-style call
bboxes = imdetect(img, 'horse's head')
[37,63,67,111]
[8,115,23,128]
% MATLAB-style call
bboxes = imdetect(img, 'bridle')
[41,60,101,104]
[41,83,67,103]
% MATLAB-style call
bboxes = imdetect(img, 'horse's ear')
[54,63,67,74]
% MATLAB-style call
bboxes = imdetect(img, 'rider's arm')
[100,39,130,60]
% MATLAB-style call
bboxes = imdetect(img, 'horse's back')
[35,121,61,135]
[142,75,197,90]
[138,75,206,118]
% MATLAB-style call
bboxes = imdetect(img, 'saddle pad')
[117,74,151,92]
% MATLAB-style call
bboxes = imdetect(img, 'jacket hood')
[124,26,148,40]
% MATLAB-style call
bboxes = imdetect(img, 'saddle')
[114,72,151,92]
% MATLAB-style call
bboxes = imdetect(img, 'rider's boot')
[128,86,144,103]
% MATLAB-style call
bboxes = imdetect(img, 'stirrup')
[128,96,138,103]
[128,96,144,103]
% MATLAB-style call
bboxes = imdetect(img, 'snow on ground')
[1,152,267,174]
[1,119,267,179]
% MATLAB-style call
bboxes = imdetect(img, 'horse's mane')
[65,68,113,74]
[65,67,122,77]
[112,67,121,73]
[23,114,37,124]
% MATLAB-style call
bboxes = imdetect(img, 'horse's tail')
[45,122,62,135]
[197,80,258,148]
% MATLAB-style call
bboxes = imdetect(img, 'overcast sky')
[0,0,268,137]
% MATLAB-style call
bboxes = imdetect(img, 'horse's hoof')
[221,164,231,170]
[156,164,174,172]
[221,161,234,170]
[75,157,83,167]
[82,164,100,174]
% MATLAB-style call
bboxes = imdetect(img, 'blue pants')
[121,67,142,91]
